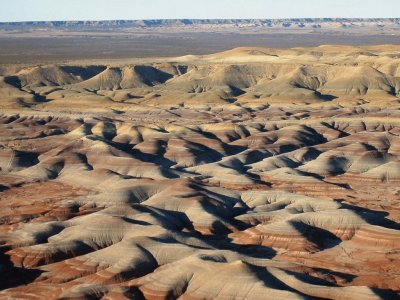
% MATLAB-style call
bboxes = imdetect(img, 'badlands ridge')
[0,45,400,299]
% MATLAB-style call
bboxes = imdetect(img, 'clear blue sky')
[1,0,399,22]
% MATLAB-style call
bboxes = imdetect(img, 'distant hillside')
[1,18,400,30]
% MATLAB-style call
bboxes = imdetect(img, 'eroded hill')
[0,46,400,299]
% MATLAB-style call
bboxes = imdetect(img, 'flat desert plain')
[0,45,400,299]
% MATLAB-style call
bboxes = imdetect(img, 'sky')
[0,0,399,22]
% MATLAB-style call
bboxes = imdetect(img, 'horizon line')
[1,17,400,24]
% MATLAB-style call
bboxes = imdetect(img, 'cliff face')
[1,18,400,30]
